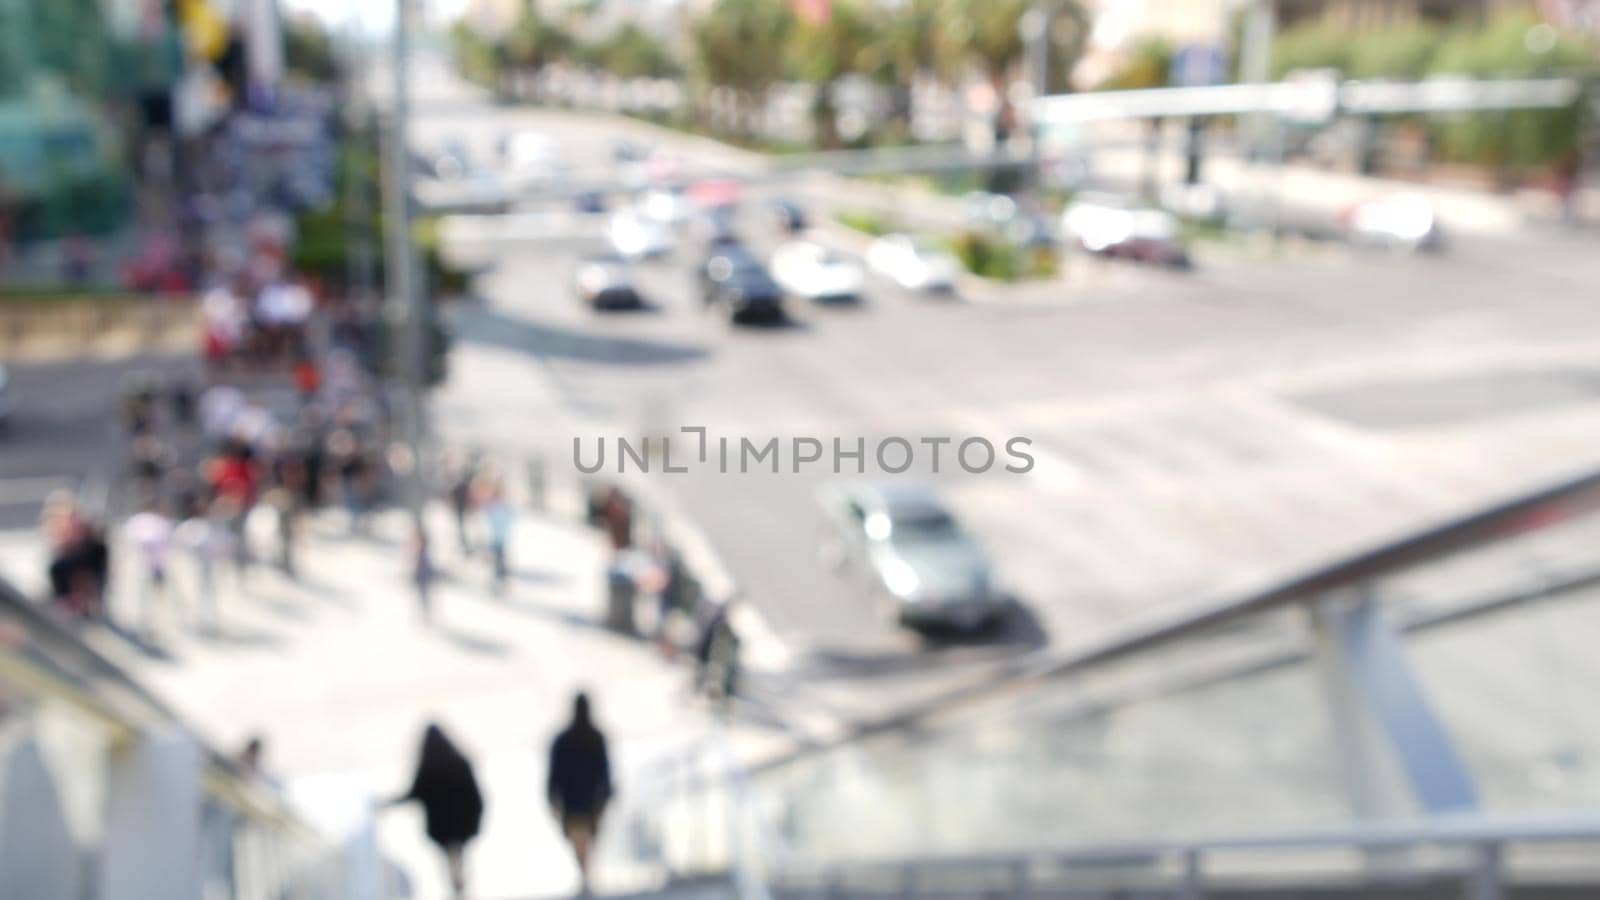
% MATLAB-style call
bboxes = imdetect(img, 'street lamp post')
[383,0,428,532]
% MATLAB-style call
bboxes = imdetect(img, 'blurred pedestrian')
[547,692,613,893]
[412,525,437,625]
[124,501,175,633]
[479,475,515,591]
[446,453,477,553]
[176,497,235,629]
[392,724,483,900]
[601,488,632,551]
[694,602,741,702]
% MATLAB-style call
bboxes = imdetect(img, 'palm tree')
[789,0,875,147]
[860,0,953,141]
[501,5,577,87]
[689,0,794,136]
[940,0,1088,141]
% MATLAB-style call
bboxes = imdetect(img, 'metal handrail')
[778,811,1600,870]
[746,463,1600,774]
[0,576,328,835]
[770,810,1600,894]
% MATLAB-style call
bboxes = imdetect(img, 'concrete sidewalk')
[25,499,732,899]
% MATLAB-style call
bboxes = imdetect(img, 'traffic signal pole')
[383,0,428,533]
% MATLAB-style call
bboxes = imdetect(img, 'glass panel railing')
[0,579,351,900]
[624,467,1600,895]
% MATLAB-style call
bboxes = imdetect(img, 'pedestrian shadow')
[919,596,1049,653]
[99,620,179,663]
[290,575,361,612]
[193,622,289,651]
[510,567,570,587]
[246,592,319,623]
[453,307,709,366]
[493,596,618,637]
[432,622,517,657]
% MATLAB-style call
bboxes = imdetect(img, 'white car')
[1341,192,1441,252]
[1061,194,1189,267]
[865,234,960,292]
[607,211,674,261]
[641,187,695,227]
[501,131,563,188]
[770,241,865,303]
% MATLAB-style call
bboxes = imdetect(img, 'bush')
[1099,37,1172,90]
[1270,22,1353,79]
[836,209,891,236]
[1427,13,1597,171]
[1347,23,1440,79]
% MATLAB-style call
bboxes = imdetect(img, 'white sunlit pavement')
[3,497,787,900]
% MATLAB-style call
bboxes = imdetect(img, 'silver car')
[818,483,1002,631]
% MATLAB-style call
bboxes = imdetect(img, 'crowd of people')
[43,211,392,634]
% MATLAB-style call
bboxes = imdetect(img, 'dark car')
[572,190,607,215]
[698,246,784,324]
[694,206,742,249]
[572,253,642,310]
[768,198,807,233]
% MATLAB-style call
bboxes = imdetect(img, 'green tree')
[940,0,1088,143]
[858,0,955,140]
[501,6,577,78]
[285,19,340,83]
[449,21,502,88]
[590,24,680,79]
[1428,13,1597,172]
[1269,22,1353,79]
[1098,36,1172,90]
[1347,22,1440,80]
[689,0,794,135]
[789,0,875,147]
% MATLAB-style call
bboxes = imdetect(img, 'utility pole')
[383,0,427,532]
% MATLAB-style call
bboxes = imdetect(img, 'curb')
[607,469,798,673]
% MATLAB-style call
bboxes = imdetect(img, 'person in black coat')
[547,693,612,891]
[394,724,483,898]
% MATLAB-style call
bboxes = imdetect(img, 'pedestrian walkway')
[40,497,732,899]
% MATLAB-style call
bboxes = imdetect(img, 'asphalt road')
[0,354,199,531]
[413,67,1600,721]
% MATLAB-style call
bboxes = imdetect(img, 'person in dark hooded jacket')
[547,692,612,891]
[395,723,483,898]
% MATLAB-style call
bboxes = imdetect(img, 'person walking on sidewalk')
[547,692,613,893]
[445,451,479,553]
[392,724,483,899]
[124,501,175,634]
[412,524,438,625]
[479,476,515,593]
[176,497,235,630]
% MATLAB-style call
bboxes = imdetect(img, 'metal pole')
[383,0,426,531]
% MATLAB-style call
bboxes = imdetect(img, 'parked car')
[1340,192,1442,253]
[770,241,864,303]
[608,210,673,261]
[767,198,808,233]
[698,245,784,324]
[1060,194,1190,268]
[866,234,960,292]
[818,483,1002,631]
[572,252,642,309]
